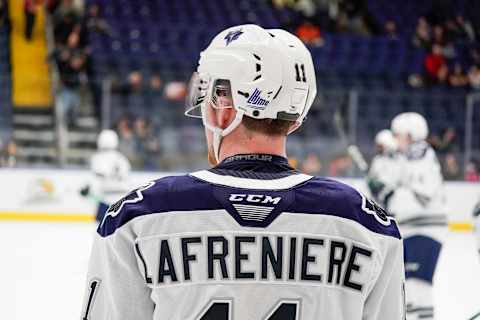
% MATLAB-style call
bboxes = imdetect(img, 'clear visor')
[185,72,233,120]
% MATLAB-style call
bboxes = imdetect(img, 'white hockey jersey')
[387,142,447,239]
[81,154,405,320]
[367,152,402,209]
[89,150,131,205]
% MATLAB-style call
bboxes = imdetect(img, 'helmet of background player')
[375,129,398,154]
[391,112,428,152]
[185,24,317,162]
[97,129,119,150]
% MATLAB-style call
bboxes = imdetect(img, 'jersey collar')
[215,154,293,171]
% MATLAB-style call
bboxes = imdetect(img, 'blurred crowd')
[410,16,480,89]
[48,0,109,125]
[6,0,477,180]
[0,138,17,168]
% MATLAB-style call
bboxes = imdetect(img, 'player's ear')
[217,106,236,129]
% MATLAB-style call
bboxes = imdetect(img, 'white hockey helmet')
[97,129,119,150]
[391,112,429,142]
[185,24,317,161]
[375,129,397,152]
[266,28,317,131]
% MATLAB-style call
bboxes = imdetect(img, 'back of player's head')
[391,112,428,142]
[97,129,119,150]
[185,24,317,161]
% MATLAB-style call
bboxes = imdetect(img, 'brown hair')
[241,116,295,136]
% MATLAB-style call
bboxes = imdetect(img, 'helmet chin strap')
[211,110,244,163]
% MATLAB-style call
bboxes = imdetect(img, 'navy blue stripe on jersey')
[293,177,401,239]
[98,173,400,240]
[97,175,223,237]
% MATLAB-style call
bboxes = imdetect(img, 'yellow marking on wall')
[0,211,475,232]
[9,0,52,107]
[0,212,94,222]
[448,222,474,232]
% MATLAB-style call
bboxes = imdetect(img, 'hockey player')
[367,129,400,209]
[80,129,131,223]
[81,25,405,320]
[388,112,447,320]
[474,200,480,257]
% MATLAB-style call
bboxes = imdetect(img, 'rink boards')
[0,168,477,231]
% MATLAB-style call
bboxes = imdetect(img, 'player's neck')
[218,134,287,163]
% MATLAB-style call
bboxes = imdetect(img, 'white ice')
[1,221,479,320]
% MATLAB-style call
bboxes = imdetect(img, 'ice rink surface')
[1,221,479,320]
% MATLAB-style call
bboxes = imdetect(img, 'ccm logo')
[229,194,281,204]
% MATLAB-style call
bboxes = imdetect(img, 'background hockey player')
[80,129,131,222]
[367,129,400,209]
[81,25,405,320]
[388,112,447,320]
[474,199,480,258]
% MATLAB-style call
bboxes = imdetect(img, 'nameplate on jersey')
[135,232,374,293]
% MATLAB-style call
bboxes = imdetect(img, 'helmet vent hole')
[253,53,261,61]
[256,63,261,72]
[269,33,275,37]
[253,74,261,81]
[253,110,260,117]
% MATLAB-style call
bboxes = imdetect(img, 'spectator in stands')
[301,153,322,174]
[0,0,8,27]
[112,71,146,115]
[328,154,354,177]
[412,16,431,49]
[424,44,448,85]
[465,159,480,182]
[429,127,458,155]
[116,117,138,166]
[468,64,480,90]
[133,117,160,169]
[448,63,469,88]
[164,81,187,102]
[384,20,398,40]
[296,21,324,46]
[52,1,82,46]
[24,0,41,41]
[150,74,162,92]
[455,15,476,43]
[144,73,163,110]
[55,37,88,126]
[78,3,110,48]
[0,139,17,167]
[443,153,461,180]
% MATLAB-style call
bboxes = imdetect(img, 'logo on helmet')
[246,88,270,109]
[224,29,243,46]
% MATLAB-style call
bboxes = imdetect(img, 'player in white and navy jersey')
[80,129,131,222]
[81,25,405,320]
[388,112,446,320]
[367,129,400,210]
[474,199,480,258]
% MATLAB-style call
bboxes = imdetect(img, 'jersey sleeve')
[81,184,156,320]
[363,238,405,320]
[81,230,154,320]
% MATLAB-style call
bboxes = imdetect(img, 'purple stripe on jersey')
[98,174,400,240]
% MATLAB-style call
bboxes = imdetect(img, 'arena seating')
[0,20,12,137]
[84,0,479,163]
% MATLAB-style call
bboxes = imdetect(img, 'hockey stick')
[332,108,369,174]
[347,144,369,173]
